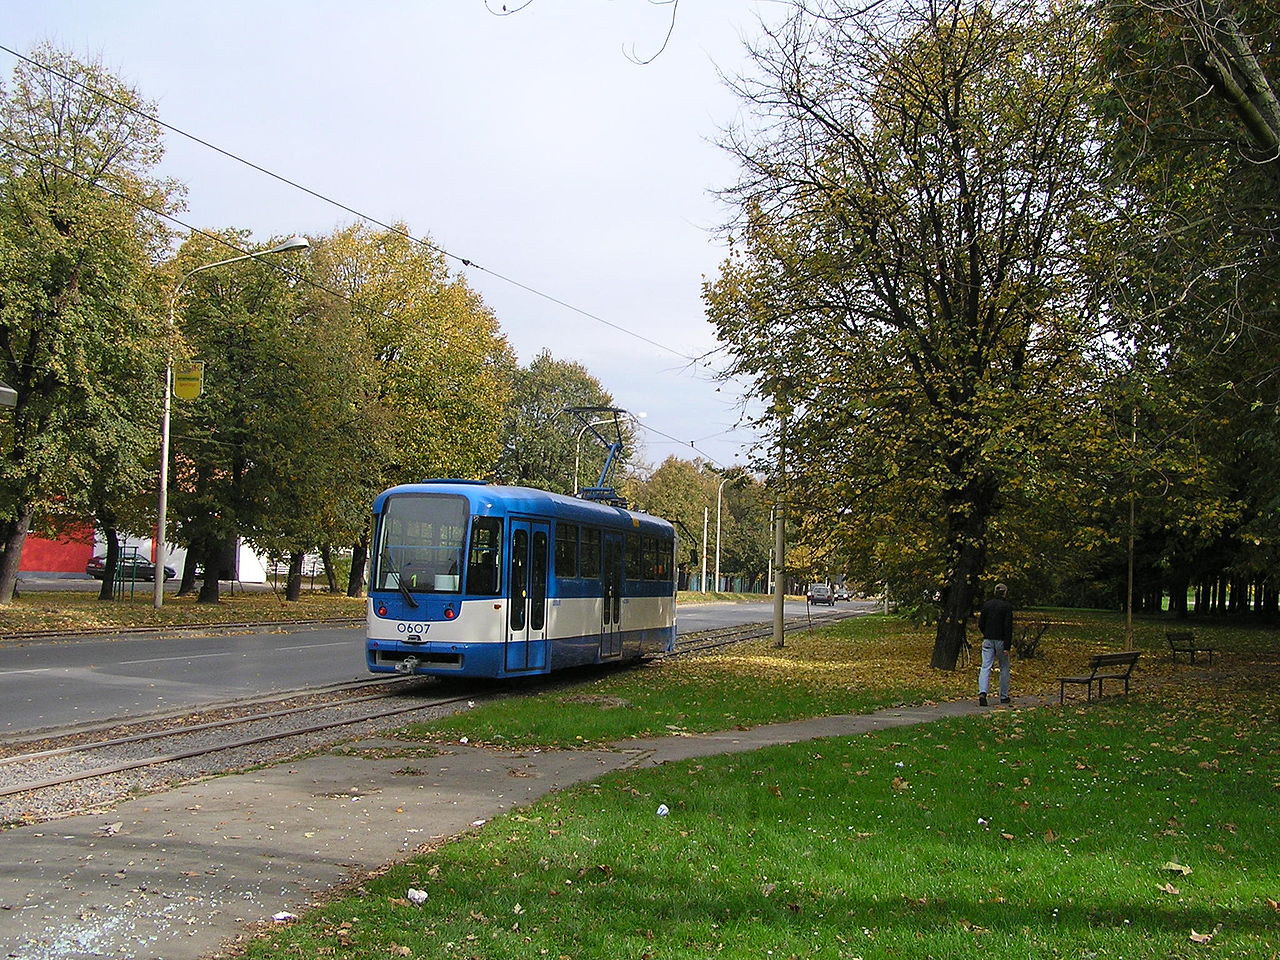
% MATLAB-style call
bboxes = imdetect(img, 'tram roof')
[373,481,673,534]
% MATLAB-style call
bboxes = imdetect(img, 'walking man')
[977,583,1014,706]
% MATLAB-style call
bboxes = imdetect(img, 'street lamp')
[154,236,310,608]
[714,471,745,593]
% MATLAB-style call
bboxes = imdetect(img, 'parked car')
[833,585,851,601]
[86,553,177,582]
[806,583,836,606]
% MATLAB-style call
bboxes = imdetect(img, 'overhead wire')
[0,42,706,367]
[0,127,751,472]
[0,40,756,462]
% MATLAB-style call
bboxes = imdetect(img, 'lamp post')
[154,236,309,608]
[714,472,744,594]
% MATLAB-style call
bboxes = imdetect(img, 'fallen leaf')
[1189,923,1222,944]
[1043,828,1057,843]
[1162,861,1193,876]
[1158,883,1180,896]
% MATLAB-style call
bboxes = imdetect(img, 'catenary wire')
[0,42,706,367]
[0,132,749,468]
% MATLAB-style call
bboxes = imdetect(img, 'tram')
[365,480,677,679]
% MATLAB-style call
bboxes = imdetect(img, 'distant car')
[86,553,177,582]
[833,586,851,601]
[806,583,836,606]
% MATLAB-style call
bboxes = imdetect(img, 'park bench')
[1058,650,1141,705]
[1167,630,1215,665]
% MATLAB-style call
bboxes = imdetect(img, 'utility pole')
[772,412,787,648]
[701,506,709,593]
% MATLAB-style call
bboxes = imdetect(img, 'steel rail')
[0,692,475,799]
[0,683,424,767]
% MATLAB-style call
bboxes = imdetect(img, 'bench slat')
[1059,651,1141,704]
[1167,631,1215,665]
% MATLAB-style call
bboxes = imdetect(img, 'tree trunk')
[930,478,997,671]
[347,536,368,598]
[286,549,304,602]
[1169,575,1189,619]
[98,528,121,601]
[319,544,339,593]
[196,536,221,603]
[0,505,35,604]
[178,549,199,596]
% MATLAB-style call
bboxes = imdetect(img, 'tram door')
[600,532,624,659]
[505,520,549,673]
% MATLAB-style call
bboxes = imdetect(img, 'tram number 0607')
[396,623,430,635]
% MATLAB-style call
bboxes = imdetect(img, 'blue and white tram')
[366,480,676,679]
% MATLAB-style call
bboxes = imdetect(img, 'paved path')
[1,697,996,960]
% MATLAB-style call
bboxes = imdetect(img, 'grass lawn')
[237,612,1279,959]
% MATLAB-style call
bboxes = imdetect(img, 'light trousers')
[978,639,1010,700]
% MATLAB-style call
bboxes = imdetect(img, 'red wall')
[19,526,95,574]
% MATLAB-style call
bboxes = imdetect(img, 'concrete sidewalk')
[1,697,993,960]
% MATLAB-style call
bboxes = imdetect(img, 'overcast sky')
[5,1,783,474]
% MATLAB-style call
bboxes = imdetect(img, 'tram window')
[466,517,502,595]
[626,532,642,579]
[580,527,601,578]
[530,531,548,631]
[642,536,658,580]
[656,538,671,581]
[510,529,528,631]
[375,493,467,593]
[554,523,578,578]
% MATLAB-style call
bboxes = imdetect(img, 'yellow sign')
[173,362,204,400]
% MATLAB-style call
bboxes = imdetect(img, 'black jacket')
[978,596,1014,647]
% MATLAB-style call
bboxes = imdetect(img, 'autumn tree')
[707,0,1110,667]
[494,351,626,495]
[165,232,321,602]
[0,45,179,603]
[1098,0,1280,617]
[310,223,515,595]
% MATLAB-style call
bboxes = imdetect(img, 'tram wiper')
[381,548,419,608]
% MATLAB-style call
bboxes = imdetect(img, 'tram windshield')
[374,494,469,594]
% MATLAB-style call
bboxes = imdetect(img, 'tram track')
[0,611,858,823]
[0,678,490,822]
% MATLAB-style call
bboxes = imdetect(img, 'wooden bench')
[1059,651,1141,704]
[1167,630,1215,665]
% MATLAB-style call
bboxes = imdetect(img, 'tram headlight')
[444,605,456,620]
[376,604,388,617]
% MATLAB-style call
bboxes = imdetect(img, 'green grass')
[236,611,1279,959]
[403,667,922,749]
[245,693,1279,959]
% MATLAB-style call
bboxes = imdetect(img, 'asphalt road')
[0,600,871,738]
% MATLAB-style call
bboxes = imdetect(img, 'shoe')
[978,694,988,706]
[1000,698,1011,705]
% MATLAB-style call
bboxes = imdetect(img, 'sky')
[4,0,784,474]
